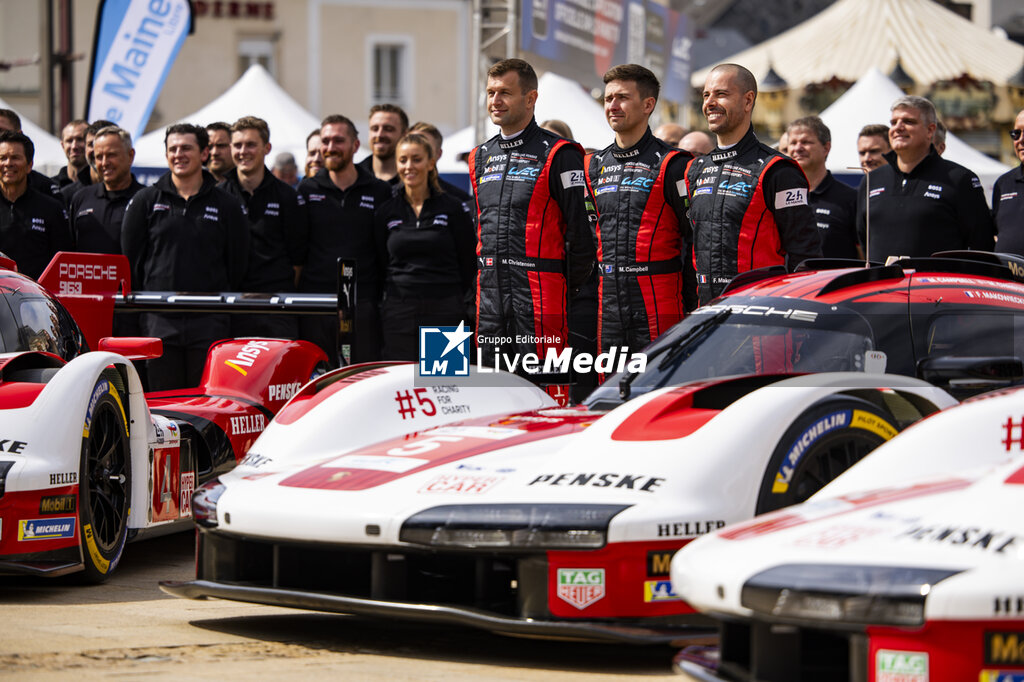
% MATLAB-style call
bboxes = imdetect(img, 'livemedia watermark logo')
[418,321,648,383]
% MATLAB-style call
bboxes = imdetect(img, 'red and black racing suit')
[684,125,821,304]
[469,118,595,360]
[585,128,695,353]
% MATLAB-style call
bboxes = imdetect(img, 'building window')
[238,36,277,77]
[368,36,412,108]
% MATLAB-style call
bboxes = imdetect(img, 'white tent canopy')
[0,97,66,174]
[819,68,1010,197]
[438,71,611,173]
[133,64,320,171]
[691,0,1024,88]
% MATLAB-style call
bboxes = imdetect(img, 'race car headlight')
[399,504,630,550]
[192,478,226,528]
[741,564,964,627]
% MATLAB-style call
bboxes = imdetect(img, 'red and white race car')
[670,385,1024,682]
[0,252,328,581]
[162,253,1024,641]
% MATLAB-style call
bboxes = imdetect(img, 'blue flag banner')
[86,0,193,140]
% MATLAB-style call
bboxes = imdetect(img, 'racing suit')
[469,118,595,360]
[586,128,695,353]
[684,125,821,304]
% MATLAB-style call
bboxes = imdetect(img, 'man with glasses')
[993,110,1024,256]
[856,96,993,262]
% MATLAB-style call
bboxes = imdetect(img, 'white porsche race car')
[670,386,1024,681]
[161,253,1024,641]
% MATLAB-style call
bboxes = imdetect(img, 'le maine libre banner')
[521,0,692,104]
[86,0,194,141]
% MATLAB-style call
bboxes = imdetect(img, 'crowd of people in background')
[0,55,1021,392]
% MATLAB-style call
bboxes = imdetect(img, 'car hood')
[671,457,1024,623]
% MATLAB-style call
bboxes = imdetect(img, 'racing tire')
[754,395,899,515]
[78,373,131,583]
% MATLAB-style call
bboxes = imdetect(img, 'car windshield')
[584,298,876,409]
[0,285,87,360]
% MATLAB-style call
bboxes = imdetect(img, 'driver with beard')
[297,114,392,366]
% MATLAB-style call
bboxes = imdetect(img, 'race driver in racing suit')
[470,59,595,372]
[685,63,821,304]
[586,64,696,355]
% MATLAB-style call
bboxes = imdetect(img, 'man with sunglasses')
[992,111,1024,256]
[856,95,993,262]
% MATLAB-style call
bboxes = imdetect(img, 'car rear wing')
[37,252,357,365]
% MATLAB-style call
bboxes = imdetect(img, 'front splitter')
[159,579,715,645]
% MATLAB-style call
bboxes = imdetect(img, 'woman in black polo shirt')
[375,132,476,359]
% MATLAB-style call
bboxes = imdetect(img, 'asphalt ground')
[0,531,687,680]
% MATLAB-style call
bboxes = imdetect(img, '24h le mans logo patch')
[556,568,606,609]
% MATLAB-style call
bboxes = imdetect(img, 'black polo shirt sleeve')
[285,188,308,268]
[216,188,250,289]
[121,188,154,289]
[452,197,478,292]
[547,143,596,292]
[763,161,822,269]
[956,168,995,252]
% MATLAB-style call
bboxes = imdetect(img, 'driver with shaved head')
[684,63,820,304]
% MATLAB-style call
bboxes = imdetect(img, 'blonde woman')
[374,133,476,359]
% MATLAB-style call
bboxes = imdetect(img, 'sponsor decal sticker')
[979,672,1024,682]
[656,520,726,537]
[0,439,28,454]
[529,472,665,492]
[230,414,266,435]
[774,188,807,208]
[556,568,605,609]
[180,472,194,517]
[418,474,503,494]
[560,170,585,188]
[49,472,77,485]
[647,550,674,576]
[644,580,682,602]
[876,650,927,682]
[986,631,1024,665]
[19,517,76,541]
[39,495,76,514]
[224,340,273,376]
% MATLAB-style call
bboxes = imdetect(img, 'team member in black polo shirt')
[122,123,249,390]
[60,119,114,205]
[857,96,994,261]
[0,109,62,201]
[993,108,1024,256]
[298,114,391,365]
[70,126,143,254]
[219,115,307,339]
[374,132,475,360]
[786,116,860,260]
[52,119,88,188]
[0,130,71,279]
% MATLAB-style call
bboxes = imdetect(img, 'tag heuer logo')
[876,650,927,682]
[556,568,605,609]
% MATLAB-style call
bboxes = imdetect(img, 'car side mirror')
[98,336,163,360]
